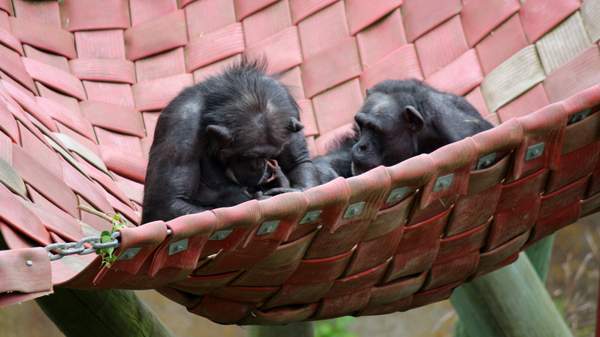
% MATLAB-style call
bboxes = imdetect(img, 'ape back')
[142,61,318,223]
[315,79,493,182]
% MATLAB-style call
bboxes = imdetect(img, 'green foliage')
[314,317,357,337]
[97,213,127,268]
[553,297,567,317]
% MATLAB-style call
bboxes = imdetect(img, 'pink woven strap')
[92,220,168,288]
[146,212,216,285]
[0,247,52,303]
[0,0,597,325]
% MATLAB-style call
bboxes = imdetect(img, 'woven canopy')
[0,0,599,325]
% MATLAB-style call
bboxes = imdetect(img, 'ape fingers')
[274,167,291,188]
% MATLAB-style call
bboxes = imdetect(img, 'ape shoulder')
[424,90,493,142]
[150,87,205,149]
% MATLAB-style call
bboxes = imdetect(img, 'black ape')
[142,60,319,223]
[315,79,493,182]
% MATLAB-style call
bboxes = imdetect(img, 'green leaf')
[99,231,112,250]
[111,213,127,230]
[100,230,112,243]
[96,213,128,268]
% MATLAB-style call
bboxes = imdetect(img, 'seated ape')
[142,60,319,223]
[315,79,493,182]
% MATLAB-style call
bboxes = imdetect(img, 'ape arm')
[276,131,320,189]
[142,148,209,223]
[142,94,210,223]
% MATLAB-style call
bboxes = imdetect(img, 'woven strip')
[481,45,546,112]
[582,0,600,42]
[536,12,592,74]
[0,0,597,325]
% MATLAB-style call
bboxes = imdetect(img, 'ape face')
[351,91,424,175]
[202,72,304,188]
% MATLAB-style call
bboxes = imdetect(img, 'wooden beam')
[525,236,556,281]
[453,235,559,337]
[36,287,176,337]
[451,252,573,337]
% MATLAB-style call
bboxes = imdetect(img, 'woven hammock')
[0,0,599,325]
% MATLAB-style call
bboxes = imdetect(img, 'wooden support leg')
[451,250,572,337]
[248,322,314,337]
[453,235,561,337]
[36,287,176,337]
[525,235,556,281]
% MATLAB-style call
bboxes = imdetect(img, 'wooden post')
[248,323,314,337]
[451,252,573,337]
[453,235,560,337]
[36,287,177,337]
[524,235,556,281]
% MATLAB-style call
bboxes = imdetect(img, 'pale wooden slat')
[581,0,600,43]
[536,12,592,74]
[481,45,545,112]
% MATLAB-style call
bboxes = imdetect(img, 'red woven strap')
[0,0,597,325]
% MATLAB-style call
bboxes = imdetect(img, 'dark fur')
[314,130,357,182]
[142,60,319,223]
[314,79,493,182]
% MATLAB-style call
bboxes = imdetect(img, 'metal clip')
[299,210,322,224]
[568,108,592,125]
[525,143,544,161]
[209,229,233,241]
[476,152,497,170]
[256,220,280,236]
[118,247,141,261]
[386,187,409,205]
[433,173,454,192]
[168,238,189,256]
[344,201,366,219]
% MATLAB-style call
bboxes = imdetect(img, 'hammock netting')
[0,0,599,325]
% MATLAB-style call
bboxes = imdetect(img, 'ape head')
[350,79,491,175]
[201,60,304,188]
[351,80,425,175]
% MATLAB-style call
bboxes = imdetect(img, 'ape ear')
[404,105,424,132]
[287,117,304,132]
[206,124,233,147]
